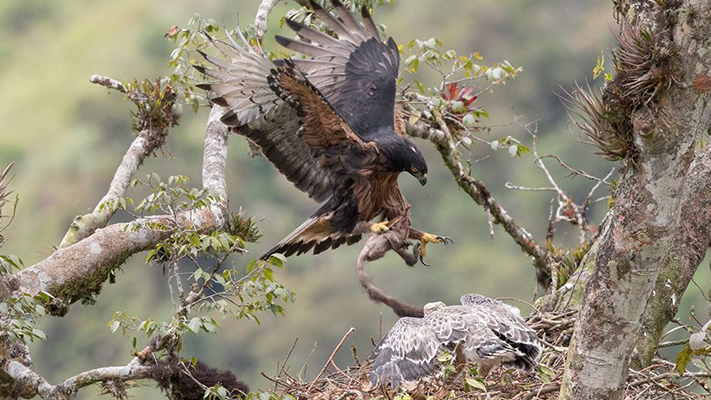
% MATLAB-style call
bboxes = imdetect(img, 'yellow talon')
[418,233,453,265]
[421,233,444,244]
[370,221,390,233]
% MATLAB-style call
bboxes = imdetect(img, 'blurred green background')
[1,0,707,398]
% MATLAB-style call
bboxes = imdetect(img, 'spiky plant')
[564,84,632,161]
[612,23,673,105]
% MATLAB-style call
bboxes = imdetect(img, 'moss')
[633,256,682,368]
[535,244,599,312]
[46,253,130,316]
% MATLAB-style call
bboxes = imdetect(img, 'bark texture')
[559,0,711,398]
[634,144,711,366]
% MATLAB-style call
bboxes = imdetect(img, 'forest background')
[2,0,708,398]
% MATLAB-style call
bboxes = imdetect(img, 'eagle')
[369,293,541,388]
[196,0,450,261]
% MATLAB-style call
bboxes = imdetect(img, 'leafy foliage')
[165,15,221,113]
[0,291,51,344]
[125,79,180,138]
[399,35,525,155]
[103,174,293,398]
[675,320,711,375]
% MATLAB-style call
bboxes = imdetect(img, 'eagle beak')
[418,174,427,186]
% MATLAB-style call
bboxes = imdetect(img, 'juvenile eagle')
[196,0,449,261]
[369,293,541,388]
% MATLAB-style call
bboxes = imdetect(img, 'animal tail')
[259,213,361,261]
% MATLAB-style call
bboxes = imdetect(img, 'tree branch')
[406,119,552,275]
[10,106,230,311]
[5,361,56,399]
[6,356,155,400]
[59,75,175,248]
[202,107,229,199]
[55,358,154,395]
[254,0,281,39]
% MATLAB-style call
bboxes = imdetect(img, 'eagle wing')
[370,308,475,388]
[275,0,405,140]
[196,33,338,202]
[369,317,441,388]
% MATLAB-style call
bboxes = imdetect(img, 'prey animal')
[196,0,450,262]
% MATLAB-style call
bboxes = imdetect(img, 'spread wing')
[369,317,441,388]
[197,31,372,203]
[370,308,476,388]
[275,0,404,140]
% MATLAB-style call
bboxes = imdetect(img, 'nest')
[263,308,708,399]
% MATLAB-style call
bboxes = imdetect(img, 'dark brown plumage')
[198,1,448,261]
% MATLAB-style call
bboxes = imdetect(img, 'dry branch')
[254,0,281,39]
[406,119,552,277]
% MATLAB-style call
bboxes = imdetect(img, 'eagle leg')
[369,216,402,234]
[409,230,453,265]
[370,221,390,233]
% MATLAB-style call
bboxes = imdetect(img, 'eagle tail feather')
[259,213,361,261]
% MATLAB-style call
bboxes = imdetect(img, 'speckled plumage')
[369,294,541,388]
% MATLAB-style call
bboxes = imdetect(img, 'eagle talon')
[418,233,452,266]
[419,252,430,267]
[370,221,390,234]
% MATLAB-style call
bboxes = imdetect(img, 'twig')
[275,338,299,390]
[406,117,552,276]
[522,383,560,400]
[495,297,542,315]
[255,0,281,39]
[505,182,557,192]
[308,327,356,390]
[299,342,318,381]
[537,154,612,184]
[627,371,711,388]
[90,75,128,93]
[657,339,688,348]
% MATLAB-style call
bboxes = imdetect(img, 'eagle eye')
[411,167,418,173]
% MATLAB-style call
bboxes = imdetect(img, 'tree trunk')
[633,146,711,367]
[559,0,711,398]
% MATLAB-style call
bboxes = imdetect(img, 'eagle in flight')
[197,0,450,261]
[369,293,541,388]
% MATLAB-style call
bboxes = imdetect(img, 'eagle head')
[380,136,428,185]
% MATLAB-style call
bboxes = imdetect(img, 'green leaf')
[188,317,201,333]
[32,329,47,341]
[268,253,286,269]
[109,320,121,333]
[539,364,555,383]
[465,377,486,391]
[436,351,452,363]
[676,343,693,374]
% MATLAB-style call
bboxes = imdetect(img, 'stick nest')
[264,308,708,399]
